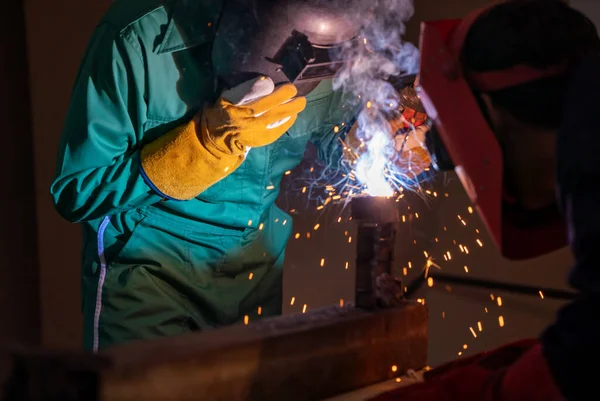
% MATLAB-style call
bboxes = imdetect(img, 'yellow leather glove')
[140,77,306,200]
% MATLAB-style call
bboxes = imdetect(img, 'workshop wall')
[16,0,600,374]
[0,0,41,380]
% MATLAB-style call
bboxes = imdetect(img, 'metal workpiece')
[351,196,402,310]
[4,303,428,401]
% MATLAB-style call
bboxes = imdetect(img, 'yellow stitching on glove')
[140,119,243,200]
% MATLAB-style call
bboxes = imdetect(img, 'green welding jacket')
[50,0,356,350]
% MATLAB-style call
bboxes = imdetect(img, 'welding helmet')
[418,5,569,259]
[212,0,361,96]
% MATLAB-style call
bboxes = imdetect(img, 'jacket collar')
[156,0,223,54]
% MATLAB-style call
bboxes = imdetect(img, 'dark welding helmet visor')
[419,5,570,259]
[212,0,362,95]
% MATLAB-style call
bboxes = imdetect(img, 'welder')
[50,0,420,352]
[372,1,600,400]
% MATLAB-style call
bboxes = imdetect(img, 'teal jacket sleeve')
[51,23,161,223]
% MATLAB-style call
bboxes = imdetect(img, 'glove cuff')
[140,119,243,200]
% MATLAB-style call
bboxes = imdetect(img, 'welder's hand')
[200,76,307,155]
[368,339,564,401]
[393,125,432,177]
[140,77,305,201]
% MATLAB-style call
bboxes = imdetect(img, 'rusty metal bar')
[3,303,427,401]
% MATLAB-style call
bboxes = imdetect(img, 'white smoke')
[333,0,420,196]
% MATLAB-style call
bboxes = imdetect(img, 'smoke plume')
[332,0,420,196]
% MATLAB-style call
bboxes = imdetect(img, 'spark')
[468,206,473,214]
[248,220,253,226]
[476,239,483,247]
[391,365,398,372]
[339,298,344,307]
[469,327,477,338]
[539,291,544,299]
[348,236,352,243]
[259,223,264,230]
[295,233,300,239]
[258,306,262,315]
[464,266,469,273]
[463,344,468,349]
[290,297,295,305]
[248,272,254,280]
[345,262,349,269]
[477,321,483,331]
[497,297,502,306]
[302,304,308,313]
[266,185,275,190]
[285,170,291,175]
[314,223,321,231]
[244,315,249,325]
[320,258,326,267]
[283,220,287,225]
[499,316,505,327]
[427,277,434,287]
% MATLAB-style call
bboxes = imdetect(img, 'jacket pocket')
[102,210,148,266]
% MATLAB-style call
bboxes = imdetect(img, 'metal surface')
[351,197,401,309]
[4,303,427,401]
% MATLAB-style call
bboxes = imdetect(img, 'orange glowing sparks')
[259,223,264,231]
[345,262,349,270]
[334,126,340,133]
[320,258,326,267]
[295,233,300,239]
[477,321,483,331]
[539,291,545,299]
[476,239,483,247]
[464,265,469,273]
[302,304,308,313]
[258,306,262,315]
[314,223,321,231]
[266,185,275,190]
[499,316,505,327]
[244,315,249,325]
[497,297,502,306]
[468,206,474,214]
[348,236,352,243]
[427,277,434,287]
[306,232,311,239]
[391,365,398,372]
[339,298,344,307]
[248,272,254,280]
[248,220,253,226]
[463,344,468,349]
[469,327,477,338]
[290,297,295,305]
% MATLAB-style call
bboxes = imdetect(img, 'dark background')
[2,0,597,383]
